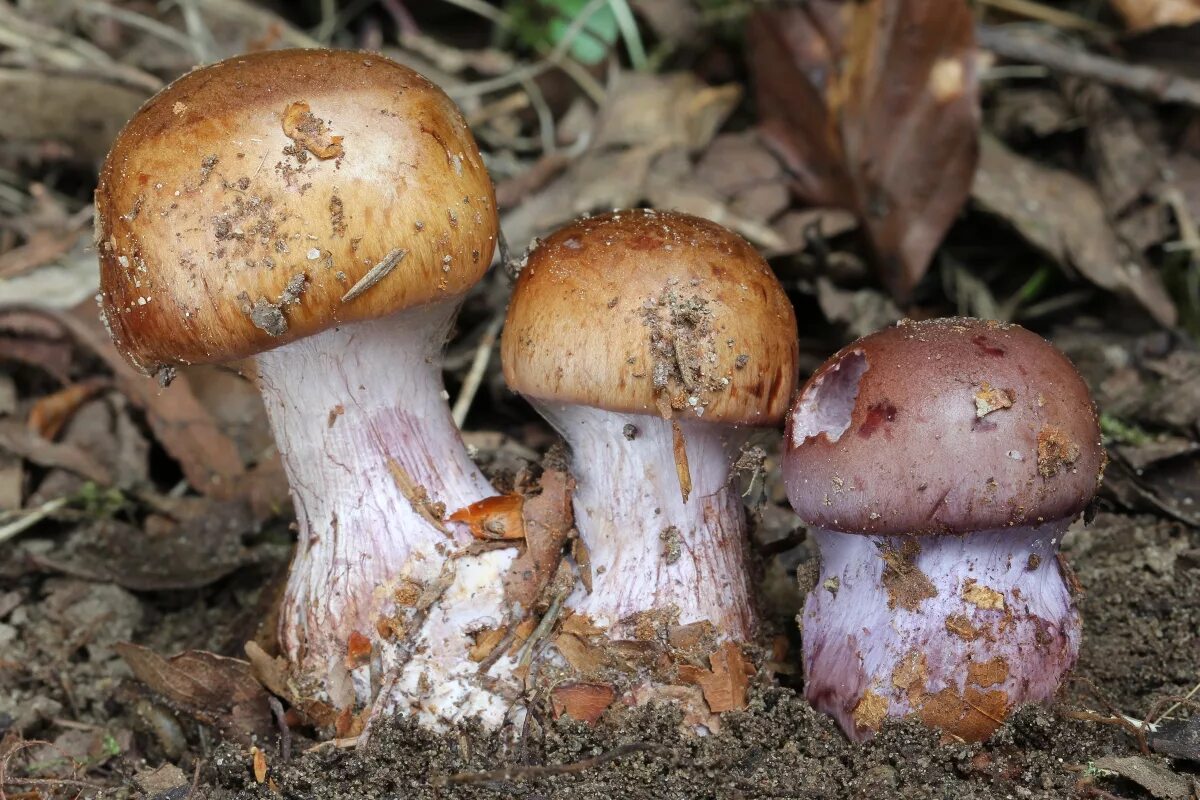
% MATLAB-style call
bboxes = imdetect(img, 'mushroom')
[95,49,516,727]
[783,317,1105,741]
[501,210,798,644]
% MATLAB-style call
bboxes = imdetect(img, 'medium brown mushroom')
[783,317,1105,741]
[502,209,798,645]
[96,49,515,727]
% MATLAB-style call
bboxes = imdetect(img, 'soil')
[2,507,1197,799]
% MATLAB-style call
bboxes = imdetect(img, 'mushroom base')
[801,522,1080,742]
[256,304,517,730]
[535,403,756,642]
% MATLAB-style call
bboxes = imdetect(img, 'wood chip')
[342,248,406,303]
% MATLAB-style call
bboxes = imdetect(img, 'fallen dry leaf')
[244,640,338,729]
[500,71,741,250]
[1093,754,1192,799]
[26,377,112,439]
[31,500,260,590]
[0,308,75,383]
[0,418,112,485]
[448,493,525,540]
[550,682,617,725]
[503,451,576,611]
[972,135,1177,326]
[33,303,250,496]
[678,641,754,714]
[251,745,268,783]
[747,0,980,300]
[553,632,610,677]
[116,643,275,744]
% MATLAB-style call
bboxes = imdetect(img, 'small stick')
[342,249,406,303]
[451,312,504,427]
[977,25,1200,108]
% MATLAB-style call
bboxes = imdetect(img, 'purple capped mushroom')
[783,317,1105,741]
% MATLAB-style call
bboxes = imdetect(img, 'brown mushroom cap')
[96,48,497,372]
[784,317,1104,535]
[501,210,799,425]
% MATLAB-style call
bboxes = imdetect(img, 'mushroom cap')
[501,210,799,426]
[783,317,1104,535]
[96,48,498,372]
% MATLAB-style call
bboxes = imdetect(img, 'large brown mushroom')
[96,49,515,727]
[783,317,1105,741]
[502,209,798,645]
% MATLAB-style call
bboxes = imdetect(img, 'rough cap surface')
[784,317,1104,534]
[501,209,798,425]
[96,48,497,371]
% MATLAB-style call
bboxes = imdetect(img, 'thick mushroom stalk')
[256,301,516,727]
[802,522,1078,743]
[535,403,755,639]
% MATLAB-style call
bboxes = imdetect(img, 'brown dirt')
[2,510,1196,799]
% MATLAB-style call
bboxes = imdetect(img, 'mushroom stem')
[802,521,1079,742]
[534,402,756,641]
[255,300,516,727]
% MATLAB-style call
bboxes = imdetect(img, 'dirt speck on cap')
[1037,425,1081,477]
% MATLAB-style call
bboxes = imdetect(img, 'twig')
[1151,679,1200,725]
[74,0,197,53]
[977,0,1111,34]
[356,560,457,750]
[514,590,567,671]
[342,248,406,303]
[267,696,292,762]
[170,0,214,64]
[433,742,674,787]
[183,759,202,800]
[977,24,1200,108]
[0,496,70,545]
[438,0,510,27]
[451,312,504,427]
[446,0,611,100]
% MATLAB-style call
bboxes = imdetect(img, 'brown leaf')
[503,454,576,611]
[244,641,338,729]
[116,643,274,744]
[550,682,617,725]
[0,419,111,484]
[251,745,268,783]
[448,493,525,540]
[679,641,754,714]
[553,633,610,676]
[0,309,74,383]
[972,135,1177,326]
[31,500,259,590]
[26,378,112,439]
[1093,755,1192,800]
[747,0,980,300]
[44,303,249,496]
[344,630,371,670]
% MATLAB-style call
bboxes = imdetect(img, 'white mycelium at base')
[802,520,1079,741]
[536,402,755,641]
[255,302,516,728]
